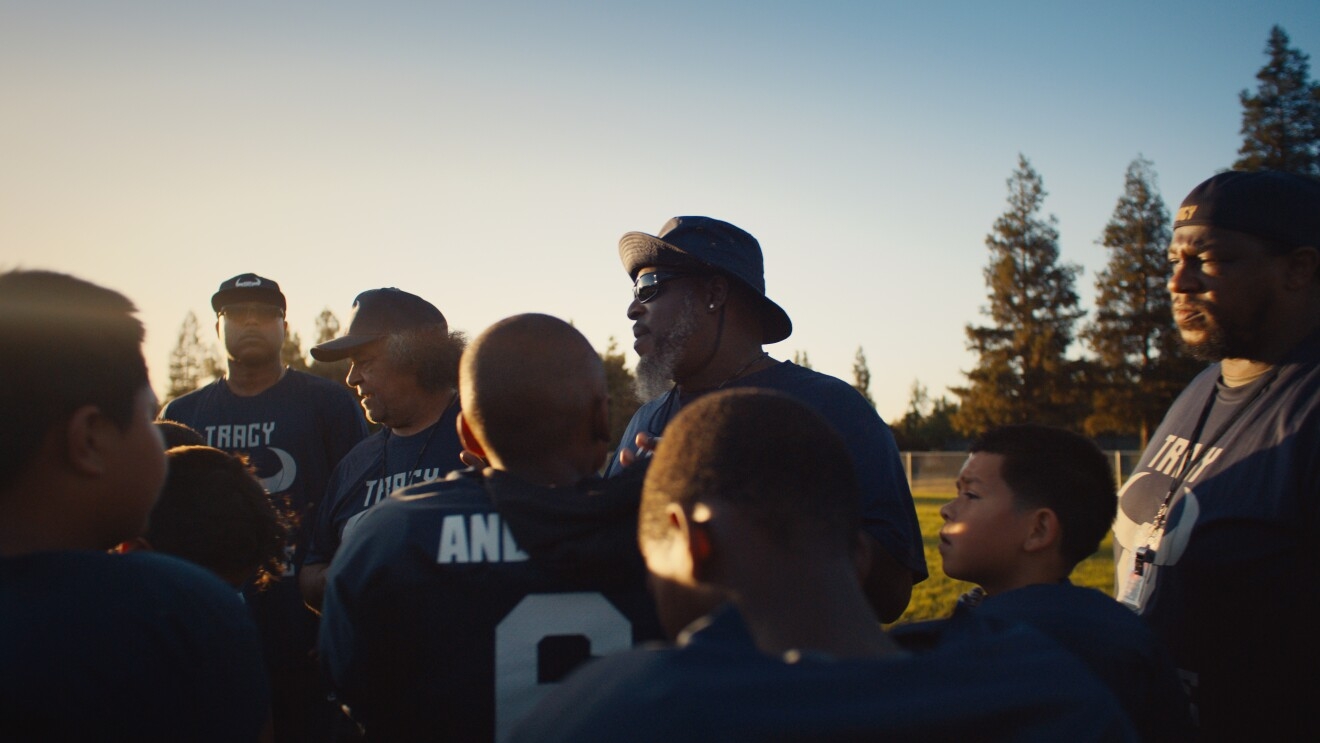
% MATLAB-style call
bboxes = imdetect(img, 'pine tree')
[952,155,1086,435]
[306,308,352,387]
[165,311,220,403]
[1234,25,1320,177]
[281,330,310,372]
[851,346,875,408]
[600,337,641,448]
[1081,158,1201,447]
[792,350,812,369]
[891,380,960,451]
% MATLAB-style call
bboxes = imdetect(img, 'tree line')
[168,26,1319,452]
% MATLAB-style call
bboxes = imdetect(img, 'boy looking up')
[897,424,1192,742]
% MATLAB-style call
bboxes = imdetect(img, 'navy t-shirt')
[511,603,1136,742]
[319,466,662,742]
[606,361,926,581]
[159,369,367,673]
[1113,335,1320,740]
[159,369,368,563]
[0,550,270,742]
[304,403,465,567]
[893,582,1193,742]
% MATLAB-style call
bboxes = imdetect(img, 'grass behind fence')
[887,490,1116,626]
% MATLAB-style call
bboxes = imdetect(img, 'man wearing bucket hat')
[1111,171,1320,741]
[299,288,467,611]
[160,273,368,742]
[606,216,925,622]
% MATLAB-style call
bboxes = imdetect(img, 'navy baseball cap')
[211,273,286,313]
[309,288,448,362]
[1175,170,1320,249]
[619,216,793,344]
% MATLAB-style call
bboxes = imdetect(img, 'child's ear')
[1022,508,1061,554]
[456,411,488,466]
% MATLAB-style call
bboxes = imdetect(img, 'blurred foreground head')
[0,270,165,553]
[638,389,860,635]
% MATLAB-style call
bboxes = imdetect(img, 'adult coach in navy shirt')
[300,287,467,610]
[1113,171,1320,740]
[160,272,368,741]
[513,390,1134,742]
[606,216,924,621]
[0,270,269,741]
[319,314,662,742]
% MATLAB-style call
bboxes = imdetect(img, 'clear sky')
[4,1,1318,421]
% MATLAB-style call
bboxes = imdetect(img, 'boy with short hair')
[0,269,270,741]
[896,423,1192,742]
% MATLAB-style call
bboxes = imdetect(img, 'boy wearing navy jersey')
[319,314,661,741]
[1,270,269,741]
[894,424,1192,741]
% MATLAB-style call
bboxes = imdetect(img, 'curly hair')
[385,326,467,392]
[148,446,287,588]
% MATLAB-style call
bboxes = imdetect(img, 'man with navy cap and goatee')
[606,216,925,623]
[299,287,468,612]
[1112,171,1320,741]
[160,272,368,742]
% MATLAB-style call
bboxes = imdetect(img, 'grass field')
[886,490,1116,626]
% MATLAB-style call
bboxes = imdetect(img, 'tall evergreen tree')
[281,329,310,372]
[1234,25,1320,177]
[165,310,220,403]
[792,350,812,369]
[306,308,352,387]
[891,380,960,451]
[1081,158,1201,446]
[599,337,641,449]
[851,346,875,408]
[952,155,1086,435]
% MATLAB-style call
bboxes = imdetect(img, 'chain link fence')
[901,450,1144,494]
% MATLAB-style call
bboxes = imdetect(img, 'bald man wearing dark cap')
[1112,170,1320,741]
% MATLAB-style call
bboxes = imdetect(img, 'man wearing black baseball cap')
[1112,170,1320,741]
[606,216,926,623]
[299,288,467,612]
[160,272,368,742]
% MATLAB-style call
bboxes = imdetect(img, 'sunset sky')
[4,1,1318,421]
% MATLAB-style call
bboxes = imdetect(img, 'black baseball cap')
[1175,170,1320,249]
[619,216,793,344]
[211,273,286,313]
[309,288,448,362]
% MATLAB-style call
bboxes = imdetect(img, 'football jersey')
[319,465,662,742]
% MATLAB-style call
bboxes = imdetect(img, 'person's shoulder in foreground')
[512,390,1134,742]
[513,603,1134,743]
[0,269,269,742]
[1,549,270,741]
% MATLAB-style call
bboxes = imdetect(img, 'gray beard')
[634,297,699,402]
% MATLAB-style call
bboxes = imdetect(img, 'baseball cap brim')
[309,333,384,362]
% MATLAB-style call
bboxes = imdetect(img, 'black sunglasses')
[220,304,284,322]
[633,271,701,304]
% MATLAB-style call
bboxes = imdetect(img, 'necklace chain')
[717,351,769,389]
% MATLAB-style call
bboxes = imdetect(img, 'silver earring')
[709,304,715,310]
